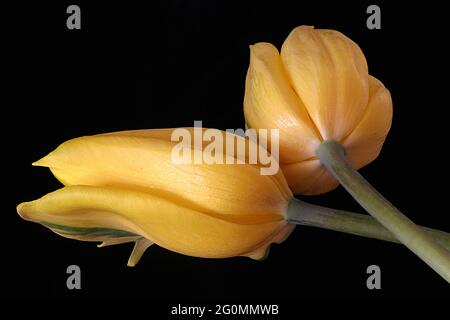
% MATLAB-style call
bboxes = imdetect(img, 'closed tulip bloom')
[244,26,393,195]
[245,26,450,281]
[17,129,294,265]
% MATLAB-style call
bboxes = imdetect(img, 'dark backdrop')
[4,0,449,304]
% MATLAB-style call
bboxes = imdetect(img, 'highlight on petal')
[244,42,322,163]
[343,76,393,169]
[280,26,369,141]
[17,185,290,260]
[32,129,291,219]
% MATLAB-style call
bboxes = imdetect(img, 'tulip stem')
[287,198,450,250]
[316,140,450,283]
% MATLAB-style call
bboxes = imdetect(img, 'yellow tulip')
[244,26,393,195]
[17,129,294,266]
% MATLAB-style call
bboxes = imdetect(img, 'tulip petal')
[33,129,291,219]
[17,186,288,259]
[281,160,339,195]
[242,223,295,260]
[128,239,154,267]
[244,42,322,163]
[343,76,393,169]
[99,129,293,203]
[281,26,369,141]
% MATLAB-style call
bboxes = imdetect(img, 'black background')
[4,0,449,304]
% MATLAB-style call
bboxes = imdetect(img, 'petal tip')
[127,239,153,267]
[16,202,30,220]
[289,25,315,36]
[244,245,271,261]
[32,156,50,167]
[249,42,278,57]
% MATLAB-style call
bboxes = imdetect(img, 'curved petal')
[242,223,295,260]
[33,129,291,219]
[343,76,393,169]
[244,42,322,163]
[17,186,288,259]
[280,26,369,141]
[281,160,339,195]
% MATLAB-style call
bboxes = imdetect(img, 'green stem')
[287,198,450,250]
[316,141,450,283]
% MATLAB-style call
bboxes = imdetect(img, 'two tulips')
[18,26,450,282]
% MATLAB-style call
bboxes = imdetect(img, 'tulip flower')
[244,25,450,282]
[244,25,392,195]
[17,129,296,265]
[17,128,450,269]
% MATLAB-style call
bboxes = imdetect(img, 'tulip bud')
[244,26,393,195]
[17,129,294,265]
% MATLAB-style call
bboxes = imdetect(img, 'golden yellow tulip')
[17,128,450,276]
[245,26,450,282]
[17,129,294,265]
[244,25,393,195]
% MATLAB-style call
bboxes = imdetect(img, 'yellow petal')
[280,26,369,141]
[244,42,322,163]
[281,160,339,195]
[242,223,295,260]
[17,186,289,259]
[343,76,393,169]
[33,129,291,219]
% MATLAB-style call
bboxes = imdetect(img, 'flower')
[17,129,294,265]
[244,26,393,195]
